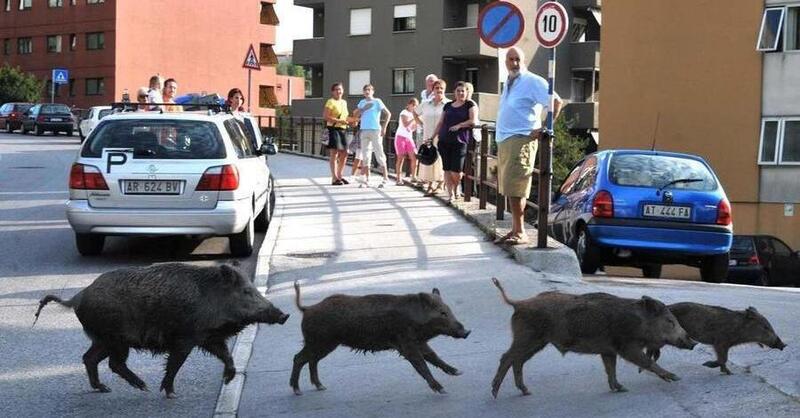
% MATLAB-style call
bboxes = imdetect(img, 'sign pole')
[51,75,55,104]
[537,47,557,249]
[247,69,252,112]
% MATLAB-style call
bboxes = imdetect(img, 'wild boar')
[33,262,289,398]
[646,302,786,374]
[490,278,696,398]
[290,281,471,395]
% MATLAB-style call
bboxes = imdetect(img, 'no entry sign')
[478,1,525,49]
[535,1,569,48]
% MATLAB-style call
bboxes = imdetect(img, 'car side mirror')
[260,143,277,156]
[794,250,800,258]
[552,190,562,203]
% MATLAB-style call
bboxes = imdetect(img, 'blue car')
[548,149,733,282]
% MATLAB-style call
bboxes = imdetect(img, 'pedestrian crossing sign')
[242,45,261,71]
[52,68,69,85]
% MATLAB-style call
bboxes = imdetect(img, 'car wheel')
[75,233,105,256]
[700,253,729,283]
[254,195,270,232]
[79,130,85,142]
[575,225,601,274]
[5,122,11,133]
[755,270,771,287]
[35,125,44,136]
[21,125,28,134]
[642,264,662,278]
[53,130,59,136]
[230,214,255,257]
[66,129,73,136]
[269,179,276,217]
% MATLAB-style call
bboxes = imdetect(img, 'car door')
[767,237,796,286]
[549,159,584,244]
[563,156,598,245]
[24,105,39,130]
[225,119,268,213]
[80,108,94,135]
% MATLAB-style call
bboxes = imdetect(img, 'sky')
[274,0,313,54]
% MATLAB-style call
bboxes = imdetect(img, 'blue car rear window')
[609,154,717,191]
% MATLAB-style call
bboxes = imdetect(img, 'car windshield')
[731,237,755,256]
[41,104,71,114]
[82,119,226,160]
[609,154,717,191]
[15,104,32,112]
[98,109,113,119]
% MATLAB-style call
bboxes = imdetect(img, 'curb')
[213,188,285,417]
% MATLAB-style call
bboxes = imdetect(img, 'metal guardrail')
[256,115,553,247]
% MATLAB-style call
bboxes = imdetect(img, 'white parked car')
[66,107,277,256]
[79,106,113,141]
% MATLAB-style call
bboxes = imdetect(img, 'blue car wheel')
[576,226,601,274]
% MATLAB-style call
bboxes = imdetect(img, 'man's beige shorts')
[498,134,538,198]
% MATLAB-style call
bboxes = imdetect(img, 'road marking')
[0,191,68,195]
[214,190,285,417]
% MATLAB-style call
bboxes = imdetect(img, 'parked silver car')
[66,109,277,256]
[78,105,112,142]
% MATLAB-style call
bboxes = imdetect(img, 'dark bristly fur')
[290,281,471,395]
[646,302,786,374]
[33,263,289,398]
[490,277,696,398]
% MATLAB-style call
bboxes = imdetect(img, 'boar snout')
[772,338,787,350]
[677,337,697,350]
[278,313,290,325]
[458,329,471,339]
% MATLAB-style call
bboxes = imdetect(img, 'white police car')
[66,106,277,256]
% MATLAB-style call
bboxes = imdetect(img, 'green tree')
[552,114,589,190]
[0,65,44,104]
[276,62,305,78]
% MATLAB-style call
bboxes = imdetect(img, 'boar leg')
[160,345,193,399]
[308,344,337,391]
[420,343,460,376]
[703,345,732,375]
[201,341,236,384]
[83,341,110,393]
[619,345,680,383]
[601,354,627,392]
[108,347,148,391]
[399,343,445,394]
[511,342,547,397]
[291,343,335,395]
[492,338,546,398]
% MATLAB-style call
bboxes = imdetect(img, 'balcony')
[569,41,600,70]
[293,38,325,65]
[441,27,497,59]
[573,0,601,9]
[293,0,323,7]
[562,102,598,130]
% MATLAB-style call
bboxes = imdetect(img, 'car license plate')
[50,118,62,122]
[643,204,691,219]
[729,259,738,266]
[122,180,183,195]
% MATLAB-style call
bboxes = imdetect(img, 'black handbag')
[417,142,438,166]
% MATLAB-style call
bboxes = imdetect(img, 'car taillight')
[10,112,18,118]
[716,198,732,225]
[747,254,760,266]
[196,165,239,191]
[37,116,46,122]
[592,190,614,218]
[69,163,108,190]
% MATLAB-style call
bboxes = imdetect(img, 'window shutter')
[348,70,370,96]
[394,4,416,18]
[350,8,372,35]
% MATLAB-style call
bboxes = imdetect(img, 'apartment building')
[291,0,601,139]
[601,0,800,249]
[0,0,290,116]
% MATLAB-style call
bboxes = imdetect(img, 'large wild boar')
[490,278,696,398]
[290,281,471,395]
[33,262,289,398]
[646,302,786,374]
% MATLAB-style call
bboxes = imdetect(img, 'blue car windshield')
[609,154,717,191]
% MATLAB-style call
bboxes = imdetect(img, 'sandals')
[506,234,531,245]
[494,231,515,244]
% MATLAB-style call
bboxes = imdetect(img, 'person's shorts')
[326,127,347,150]
[394,135,417,157]
[438,136,468,173]
[498,134,538,198]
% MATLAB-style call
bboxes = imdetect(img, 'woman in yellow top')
[324,82,350,185]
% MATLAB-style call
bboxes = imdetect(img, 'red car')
[0,102,33,133]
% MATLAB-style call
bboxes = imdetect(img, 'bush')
[552,114,589,190]
[0,65,44,104]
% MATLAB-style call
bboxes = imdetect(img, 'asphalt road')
[0,131,265,417]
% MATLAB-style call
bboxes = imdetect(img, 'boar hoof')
[659,372,680,382]
[431,385,447,394]
[520,388,531,396]
[293,388,303,396]
[491,387,500,399]
[611,385,628,393]
[703,361,720,369]
[314,384,327,391]
[446,368,462,376]
[223,368,236,384]
[165,392,178,399]
[94,384,111,393]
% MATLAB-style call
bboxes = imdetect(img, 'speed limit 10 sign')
[535,1,569,48]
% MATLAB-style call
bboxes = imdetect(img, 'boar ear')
[418,293,437,308]
[229,260,241,268]
[639,296,664,314]
[432,288,441,296]
[745,306,759,317]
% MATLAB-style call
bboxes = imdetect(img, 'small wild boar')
[290,281,471,395]
[646,302,786,374]
[490,278,696,398]
[33,262,289,398]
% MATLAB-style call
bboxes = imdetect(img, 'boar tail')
[32,295,74,327]
[293,281,307,312]
[492,277,518,307]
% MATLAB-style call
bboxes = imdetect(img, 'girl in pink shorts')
[394,98,420,185]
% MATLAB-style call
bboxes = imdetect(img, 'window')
[393,4,416,32]
[85,78,105,96]
[87,0,104,4]
[87,32,104,50]
[69,34,76,50]
[260,1,279,25]
[3,38,10,55]
[47,35,62,53]
[259,85,279,108]
[224,120,255,158]
[68,78,76,96]
[570,18,587,42]
[5,0,10,12]
[82,120,225,160]
[49,0,63,7]
[771,238,793,257]
[467,3,480,28]
[786,6,800,51]
[19,0,31,10]
[350,8,371,36]
[259,43,278,66]
[392,68,415,94]
[17,37,32,54]
[757,7,785,51]
[348,70,370,96]
[759,118,800,165]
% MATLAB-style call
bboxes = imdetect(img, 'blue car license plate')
[643,204,691,219]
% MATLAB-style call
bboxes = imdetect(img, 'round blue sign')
[478,2,525,49]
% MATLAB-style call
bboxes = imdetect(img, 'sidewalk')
[230,154,800,418]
